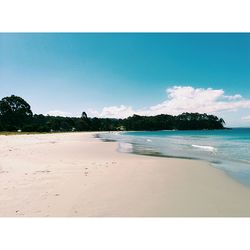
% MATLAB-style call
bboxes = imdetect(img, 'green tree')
[0,95,33,131]
[81,112,88,119]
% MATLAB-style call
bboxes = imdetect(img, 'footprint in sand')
[33,170,51,175]
[15,211,24,216]
[0,170,8,174]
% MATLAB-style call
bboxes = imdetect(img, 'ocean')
[98,128,250,187]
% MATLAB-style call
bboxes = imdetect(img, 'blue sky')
[0,33,250,126]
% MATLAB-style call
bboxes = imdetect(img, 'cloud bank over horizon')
[46,110,72,117]
[89,86,250,122]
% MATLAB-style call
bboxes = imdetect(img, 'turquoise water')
[98,128,250,187]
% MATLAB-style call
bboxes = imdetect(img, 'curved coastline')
[1,132,250,216]
[97,130,250,188]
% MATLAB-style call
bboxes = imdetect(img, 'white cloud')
[89,86,250,120]
[242,115,250,121]
[46,110,71,117]
[143,86,250,115]
[223,94,242,100]
[95,105,135,119]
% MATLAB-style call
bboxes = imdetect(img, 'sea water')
[98,128,250,187]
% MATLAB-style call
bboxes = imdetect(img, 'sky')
[0,33,250,127]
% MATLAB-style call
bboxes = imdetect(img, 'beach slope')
[0,132,250,216]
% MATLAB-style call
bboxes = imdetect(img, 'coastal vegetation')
[0,95,225,132]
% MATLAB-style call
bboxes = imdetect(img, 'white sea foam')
[118,142,133,153]
[191,144,217,152]
[146,139,152,142]
[111,131,121,135]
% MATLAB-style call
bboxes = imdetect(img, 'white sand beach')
[0,132,250,217]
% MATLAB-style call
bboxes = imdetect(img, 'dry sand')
[0,132,250,217]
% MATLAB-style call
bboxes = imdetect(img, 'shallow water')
[98,128,250,187]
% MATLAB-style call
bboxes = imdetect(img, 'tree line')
[0,95,226,132]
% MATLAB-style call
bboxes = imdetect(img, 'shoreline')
[98,130,250,188]
[1,132,250,216]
